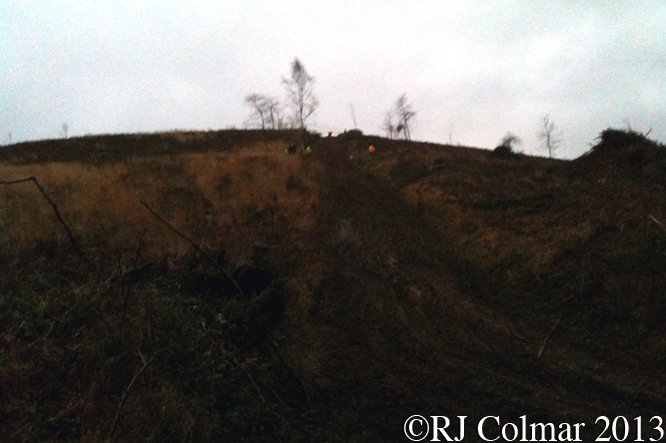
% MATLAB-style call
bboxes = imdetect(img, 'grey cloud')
[2,1,665,157]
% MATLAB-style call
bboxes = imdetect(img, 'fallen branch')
[140,200,244,296]
[537,314,562,358]
[0,176,84,259]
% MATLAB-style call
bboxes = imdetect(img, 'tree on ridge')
[537,114,562,158]
[283,58,319,129]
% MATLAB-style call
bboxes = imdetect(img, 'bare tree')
[244,94,285,130]
[245,94,268,129]
[265,97,286,129]
[537,114,562,158]
[394,93,415,140]
[283,58,319,129]
[382,110,396,139]
[349,103,358,129]
[61,123,69,139]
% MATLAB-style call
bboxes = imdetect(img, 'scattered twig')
[506,322,527,341]
[232,356,267,405]
[140,200,244,296]
[107,348,158,442]
[531,271,542,286]
[648,214,665,231]
[106,325,193,443]
[0,176,84,259]
[257,376,284,405]
[537,314,562,358]
[270,193,278,239]
[562,292,581,304]
[120,230,152,281]
[133,228,147,268]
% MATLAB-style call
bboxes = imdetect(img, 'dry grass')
[353,137,666,361]
[356,141,666,273]
[0,133,328,442]
[3,129,666,441]
[0,140,320,265]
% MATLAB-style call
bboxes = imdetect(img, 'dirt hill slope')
[281,135,666,441]
[1,129,665,442]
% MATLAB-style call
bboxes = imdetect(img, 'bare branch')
[649,214,665,231]
[349,103,358,129]
[283,58,319,129]
[245,94,286,130]
[384,94,415,140]
[537,314,562,358]
[537,114,562,158]
[107,336,189,442]
[381,110,396,139]
[395,93,415,140]
[0,176,84,259]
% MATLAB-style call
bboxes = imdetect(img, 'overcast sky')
[2,1,665,158]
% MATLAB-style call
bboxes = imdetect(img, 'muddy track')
[302,139,529,439]
[286,138,666,441]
